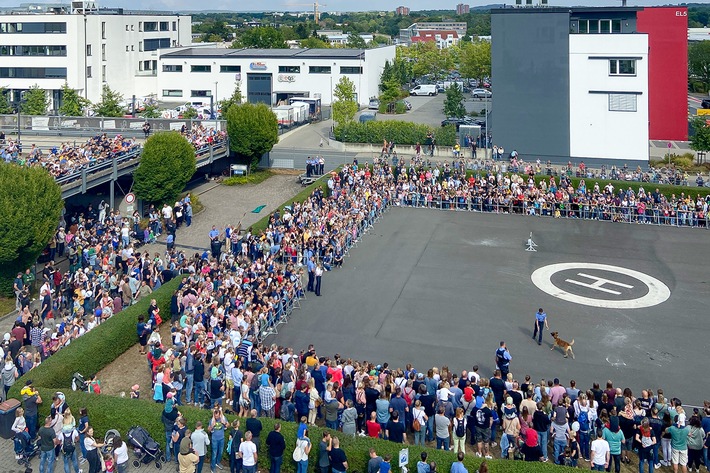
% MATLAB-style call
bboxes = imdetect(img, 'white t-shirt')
[114,442,129,464]
[591,438,610,466]
[239,440,257,466]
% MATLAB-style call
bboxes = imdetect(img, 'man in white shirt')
[591,428,610,471]
[239,431,258,473]
[191,421,210,473]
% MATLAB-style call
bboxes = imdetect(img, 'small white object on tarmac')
[526,232,538,252]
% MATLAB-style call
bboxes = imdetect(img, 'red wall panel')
[637,7,688,141]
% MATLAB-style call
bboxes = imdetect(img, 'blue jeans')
[243,465,256,473]
[554,438,567,464]
[40,449,56,473]
[639,449,655,473]
[593,465,606,471]
[211,437,225,470]
[413,429,426,446]
[326,420,339,430]
[297,460,308,473]
[26,414,38,439]
[63,449,80,473]
[196,455,205,473]
[165,431,173,461]
[270,455,283,473]
[185,373,194,403]
[537,431,548,460]
[425,416,435,442]
[194,381,205,405]
[436,436,450,450]
[579,431,590,460]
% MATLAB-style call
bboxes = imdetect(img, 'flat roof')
[491,6,642,15]
[161,47,370,60]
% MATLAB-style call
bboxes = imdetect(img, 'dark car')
[701,99,710,109]
[441,118,467,130]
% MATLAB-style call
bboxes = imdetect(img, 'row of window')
[0,67,67,78]
[577,19,622,34]
[0,45,66,56]
[162,65,363,74]
[162,90,212,98]
[0,22,66,34]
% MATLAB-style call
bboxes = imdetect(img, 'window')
[0,45,66,56]
[102,44,106,61]
[131,25,134,31]
[86,66,92,78]
[126,46,129,52]
[279,65,300,73]
[126,25,129,31]
[86,44,92,56]
[101,21,106,39]
[612,19,621,33]
[191,90,212,97]
[608,93,637,112]
[220,65,241,73]
[139,41,143,52]
[600,19,611,34]
[144,22,158,32]
[102,65,106,82]
[139,22,143,32]
[163,64,183,72]
[0,22,66,34]
[309,66,331,74]
[609,59,636,76]
[340,66,362,74]
[191,65,211,73]
[577,18,622,34]
[163,89,183,97]
[160,22,169,31]
[144,38,170,51]
[0,67,67,78]
[172,21,177,31]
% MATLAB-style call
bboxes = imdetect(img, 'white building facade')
[0,1,190,110]
[156,46,395,107]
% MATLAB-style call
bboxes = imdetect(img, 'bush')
[222,170,274,186]
[226,103,279,171]
[10,277,181,396]
[334,122,456,146]
[134,132,197,205]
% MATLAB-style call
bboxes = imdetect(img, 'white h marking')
[565,272,634,295]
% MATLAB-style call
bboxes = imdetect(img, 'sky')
[0,0,695,14]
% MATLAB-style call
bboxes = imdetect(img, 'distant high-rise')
[456,4,470,15]
[396,6,410,15]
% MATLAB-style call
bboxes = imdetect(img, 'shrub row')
[334,121,457,147]
[34,389,572,473]
[9,277,181,396]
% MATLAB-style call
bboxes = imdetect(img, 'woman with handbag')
[412,400,428,447]
[83,426,105,473]
[292,428,311,473]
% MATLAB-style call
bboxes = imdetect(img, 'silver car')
[471,88,492,98]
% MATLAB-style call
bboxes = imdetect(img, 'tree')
[294,23,309,39]
[140,104,162,119]
[690,118,710,156]
[459,40,491,86]
[58,83,91,117]
[300,36,329,49]
[380,79,403,104]
[21,85,49,115]
[689,41,710,91]
[0,164,63,295]
[233,26,287,49]
[443,83,466,118]
[0,87,11,114]
[332,77,359,125]
[181,106,198,119]
[226,103,278,170]
[133,132,196,205]
[93,84,125,117]
[346,33,367,49]
[219,83,243,117]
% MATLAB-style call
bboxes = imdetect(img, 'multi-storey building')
[399,21,467,45]
[491,6,688,164]
[456,4,470,15]
[0,1,190,110]
[396,6,410,16]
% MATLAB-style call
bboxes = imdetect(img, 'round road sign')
[125,193,136,204]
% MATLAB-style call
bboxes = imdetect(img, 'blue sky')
[0,0,693,13]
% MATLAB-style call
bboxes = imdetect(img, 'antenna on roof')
[621,0,627,6]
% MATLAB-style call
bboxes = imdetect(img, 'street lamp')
[17,91,27,144]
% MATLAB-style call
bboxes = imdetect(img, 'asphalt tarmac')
[272,207,710,405]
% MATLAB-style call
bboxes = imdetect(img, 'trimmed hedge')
[35,389,573,473]
[9,276,181,396]
[334,121,457,146]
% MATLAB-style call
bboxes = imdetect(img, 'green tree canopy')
[346,34,367,49]
[233,26,287,48]
[332,76,359,125]
[0,164,63,295]
[58,83,91,117]
[133,132,197,205]
[0,87,11,114]
[443,83,466,118]
[690,117,710,154]
[93,84,125,117]
[459,39,491,85]
[300,36,329,49]
[689,41,710,90]
[219,83,243,117]
[21,85,49,115]
[226,103,278,170]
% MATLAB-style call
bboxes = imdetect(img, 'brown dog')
[550,331,575,359]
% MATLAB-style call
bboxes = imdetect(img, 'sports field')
[272,207,710,404]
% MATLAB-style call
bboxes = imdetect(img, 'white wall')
[569,34,649,162]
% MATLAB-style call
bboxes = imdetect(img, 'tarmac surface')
[272,207,710,405]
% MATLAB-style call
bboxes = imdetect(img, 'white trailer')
[289,102,310,124]
[273,105,295,128]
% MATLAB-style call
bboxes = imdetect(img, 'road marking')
[531,262,671,309]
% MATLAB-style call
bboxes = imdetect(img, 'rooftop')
[160,47,371,60]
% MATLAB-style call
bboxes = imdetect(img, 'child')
[12,407,26,435]
[130,384,140,399]
[380,454,392,473]
[103,452,115,473]
[89,374,101,394]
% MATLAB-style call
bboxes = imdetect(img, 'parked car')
[368,98,380,110]
[441,117,468,130]
[359,111,377,123]
[409,84,438,96]
[471,88,492,99]
[701,99,710,109]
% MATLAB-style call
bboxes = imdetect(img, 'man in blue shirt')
[532,308,549,345]
[450,452,468,473]
[495,341,512,378]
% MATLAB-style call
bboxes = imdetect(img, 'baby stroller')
[71,372,89,392]
[200,385,213,410]
[127,425,165,469]
[14,430,39,467]
[102,429,121,455]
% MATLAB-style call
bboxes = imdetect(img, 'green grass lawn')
[0,296,16,317]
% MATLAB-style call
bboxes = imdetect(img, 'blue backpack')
[578,410,590,432]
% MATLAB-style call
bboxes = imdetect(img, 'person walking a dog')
[532,308,549,346]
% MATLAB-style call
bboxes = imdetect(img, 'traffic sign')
[125,193,136,204]
[667,142,672,149]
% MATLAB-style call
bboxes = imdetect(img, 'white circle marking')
[531,262,670,309]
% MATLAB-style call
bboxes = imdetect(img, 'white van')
[409,84,438,96]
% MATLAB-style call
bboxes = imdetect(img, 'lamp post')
[17,92,26,144]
